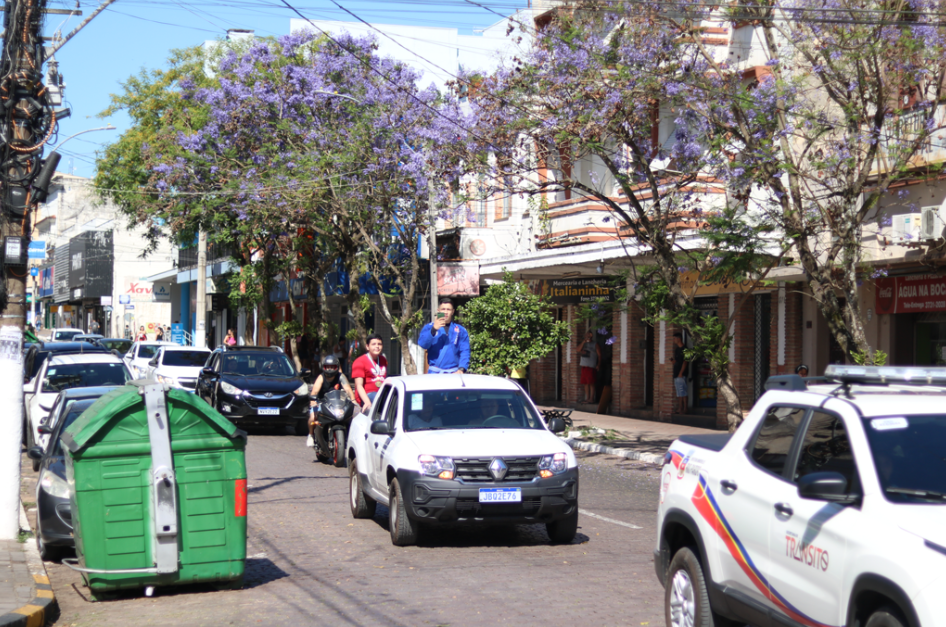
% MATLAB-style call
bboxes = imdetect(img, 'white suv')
[144,346,211,392]
[655,365,946,627]
[123,341,179,378]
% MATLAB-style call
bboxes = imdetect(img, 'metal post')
[427,179,438,320]
[195,230,207,348]
[0,328,23,539]
[141,383,179,574]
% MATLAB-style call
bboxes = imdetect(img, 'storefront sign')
[876,275,946,314]
[437,263,479,296]
[101,296,112,306]
[153,284,171,302]
[27,240,46,260]
[679,271,762,296]
[171,323,184,345]
[119,294,131,305]
[538,277,616,304]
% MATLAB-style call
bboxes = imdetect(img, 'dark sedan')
[27,386,119,560]
[196,348,310,434]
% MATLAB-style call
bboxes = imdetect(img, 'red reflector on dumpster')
[235,479,247,517]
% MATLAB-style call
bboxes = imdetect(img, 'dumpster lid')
[61,381,246,454]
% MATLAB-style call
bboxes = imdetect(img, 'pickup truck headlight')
[220,381,243,396]
[419,455,455,480]
[293,383,309,396]
[538,453,568,478]
[40,471,70,499]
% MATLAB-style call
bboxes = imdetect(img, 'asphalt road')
[34,432,668,627]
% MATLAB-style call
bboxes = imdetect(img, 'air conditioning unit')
[921,205,945,241]
[889,213,921,245]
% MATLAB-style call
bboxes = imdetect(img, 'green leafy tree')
[462,272,571,377]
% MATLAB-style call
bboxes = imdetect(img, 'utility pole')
[194,229,207,347]
[427,179,438,320]
[0,0,61,539]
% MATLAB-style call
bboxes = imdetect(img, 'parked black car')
[27,387,119,560]
[93,337,134,357]
[196,346,310,434]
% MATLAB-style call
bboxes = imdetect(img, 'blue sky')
[47,0,528,178]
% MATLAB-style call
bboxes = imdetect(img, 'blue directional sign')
[29,267,38,277]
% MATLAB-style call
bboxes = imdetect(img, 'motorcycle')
[314,389,357,467]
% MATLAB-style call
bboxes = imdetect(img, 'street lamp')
[52,124,117,153]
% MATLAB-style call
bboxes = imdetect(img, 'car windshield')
[221,353,296,376]
[865,414,946,504]
[43,363,130,392]
[403,390,544,431]
[136,345,162,359]
[163,351,209,367]
[101,339,132,353]
[51,399,97,456]
[53,330,80,340]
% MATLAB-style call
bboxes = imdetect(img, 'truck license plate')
[258,408,280,416]
[479,488,521,503]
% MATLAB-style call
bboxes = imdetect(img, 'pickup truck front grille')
[454,456,541,482]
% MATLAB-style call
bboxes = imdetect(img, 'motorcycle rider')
[307,354,356,448]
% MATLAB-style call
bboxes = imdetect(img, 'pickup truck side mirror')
[26,446,44,461]
[797,471,858,504]
[547,417,566,433]
[370,420,392,436]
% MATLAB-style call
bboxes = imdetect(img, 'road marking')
[579,509,642,530]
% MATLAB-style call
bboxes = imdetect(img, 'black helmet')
[322,354,340,372]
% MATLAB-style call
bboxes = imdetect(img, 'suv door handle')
[720,480,738,492]
[774,502,793,517]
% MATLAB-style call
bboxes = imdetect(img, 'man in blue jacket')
[418,298,470,374]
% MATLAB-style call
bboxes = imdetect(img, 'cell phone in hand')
[436,312,445,319]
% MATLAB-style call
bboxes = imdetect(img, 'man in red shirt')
[351,333,387,413]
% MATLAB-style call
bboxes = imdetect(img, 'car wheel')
[349,460,376,519]
[37,534,63,562]
[332,431,347,468]
[546,508,578,544]
[388,478,420,546]
[665,546,715,627]
[294,419,308,436]
[865,607,907,627]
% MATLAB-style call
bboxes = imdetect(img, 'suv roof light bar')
[823,365,946,386]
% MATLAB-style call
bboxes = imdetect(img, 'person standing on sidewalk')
[418,298,470,374]
[578,331,600,404]
[351,333,387,412]
[671,333,688,414]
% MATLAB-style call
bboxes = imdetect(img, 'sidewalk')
[0,497,57,627]
[536,404,720,464]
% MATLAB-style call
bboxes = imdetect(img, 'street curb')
[0,502,58,627]
[563,438,665,465]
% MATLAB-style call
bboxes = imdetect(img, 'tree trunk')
[399,327,417,376]
[286,280,302,371]
[715,370,743,432]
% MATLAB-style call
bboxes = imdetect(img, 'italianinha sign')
[538,277,616,304]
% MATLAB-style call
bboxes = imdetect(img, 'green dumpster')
[61,381,248,597]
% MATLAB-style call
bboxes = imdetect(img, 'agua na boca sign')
[875,275,946,314]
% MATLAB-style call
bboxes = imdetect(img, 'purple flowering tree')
[678,0,946,363]
[466,2,780,429]
[141,33,467,373]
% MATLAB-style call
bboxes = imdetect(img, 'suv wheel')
[37,534,63,562]
[546,508,578,544]
[865,607,907,627]
[388,478,420,546]
[349,460,376,519]
[665,546,714,627]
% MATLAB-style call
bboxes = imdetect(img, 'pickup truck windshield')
[404,390,544,431]
[865,414,946,504]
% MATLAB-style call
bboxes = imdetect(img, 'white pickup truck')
[655,365,946,627]
[346,373,579,546]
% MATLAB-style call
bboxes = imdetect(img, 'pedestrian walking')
[418,298,470,374]
[578,331,600,404]
[89,319,100,334]
[351,333,387,412]
[795,364,809,377]
[509,364,530,397]
[136,326,148,342]
[671,333,688,414]
[155,326,165,341]
[224,328,237,346]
